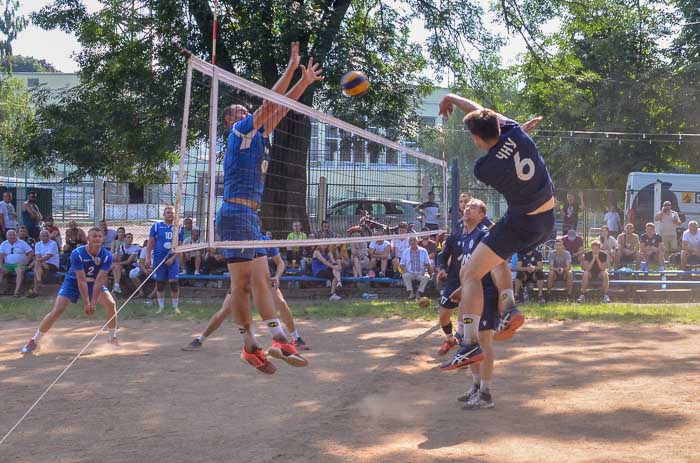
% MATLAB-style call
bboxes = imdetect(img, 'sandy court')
[1,317,699,462]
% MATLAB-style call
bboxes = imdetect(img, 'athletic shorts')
[58,279,109,303]
[479,285,499,332]
[482,209,555,260]
[129,267,143,279]
[216,202,259,261]
[2,263,26,273]
[517,270,545,283]
[550,269,569,281]
[439,279,460,310]
[314,268,334,280]
[588,269,606,280]
[152,254,179,281]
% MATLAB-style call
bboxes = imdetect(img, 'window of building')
[27,78,40,88]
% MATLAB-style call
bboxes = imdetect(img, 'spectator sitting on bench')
[419,234,438,263]
[640,222,665,269]
[368,236,391,277]
[681,220,700,269]
[285,221,307,269]
[349,233,369,278]
[547,239,573,299]
[578,240,610,304]
[130,240,154,298]
[43,216,62,249]
[18,226,36,250]
[598,225,618,264]
[112,233,141,295]
[390,223,410,277]
[616,223,641,269]
[204,246,227,274]
[63,221,87,254]
[0,229,34,297]
[182,227,203,275]
[563,229,584,265]
[31,229,60,297]
[399,236,432,300]
[515,248,545,303]
[312,244,343,301]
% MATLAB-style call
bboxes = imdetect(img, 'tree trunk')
[261,111,312,238]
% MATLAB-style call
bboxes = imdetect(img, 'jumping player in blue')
[145,205,183,315]
[438,199,500,409]
[218,42,322,373]
[21,228,118,354]
[439,93,553,366]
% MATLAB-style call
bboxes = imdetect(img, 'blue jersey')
[64,246,112,284]
[473,118,554,215]
[223,115,269,204]
[436,231,463,282]
[149,221,183,259]
[460,224,496,291]
[258,235,280,258]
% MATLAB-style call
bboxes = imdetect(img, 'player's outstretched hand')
[300,57,323,84]
[438,94,455,118]
[84,301,95,315]
[288,41,301,70]
[522,115,544,134]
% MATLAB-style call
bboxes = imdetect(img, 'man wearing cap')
[655,201,681,256]
[562,229,584,265]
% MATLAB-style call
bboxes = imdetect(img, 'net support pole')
[207,67,220,247]
[173,59,194,250]
[450,158,459,232]
[318,176,328,230]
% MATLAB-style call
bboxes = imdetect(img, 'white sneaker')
[576,295,585,304]
[336,281,343,289]
[112,286,121,294]
[602,295,611,303]
[194,270,201,275]
[329,294,342,301]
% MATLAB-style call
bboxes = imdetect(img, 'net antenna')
[174,53,449,255]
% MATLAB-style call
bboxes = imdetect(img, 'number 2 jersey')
[474,118,554,215]
[64,245,113,284]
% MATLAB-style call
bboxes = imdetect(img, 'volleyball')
[341,70,370,97]
[418,297,431,308]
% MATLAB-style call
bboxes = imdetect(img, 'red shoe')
[493,308,525,341]
[437,336,458,356]
[240,347,277,374]
[267,340,308,367]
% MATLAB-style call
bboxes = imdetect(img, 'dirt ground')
[1,318,699,463]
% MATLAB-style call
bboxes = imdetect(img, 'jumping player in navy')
[145,205,183,315]
[21,228,118,354]
[218,42,321,373]
[439,94,554,365]
[438,199,500,409]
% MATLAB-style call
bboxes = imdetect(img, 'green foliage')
[0,75,33,155]
[0,0,27,57]
[1,55,60,72]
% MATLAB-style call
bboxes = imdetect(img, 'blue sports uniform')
[217,114,270,261]
[149,221,183,281]
[58,246,112,303]
[474,117,555,259]
[437,225,499,330]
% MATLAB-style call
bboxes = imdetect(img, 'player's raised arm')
[438,93,484,118]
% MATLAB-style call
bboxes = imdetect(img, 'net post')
[207,66,220,248]
[450,158,459,232]
[318,176,328,230]
[173,58,194,250]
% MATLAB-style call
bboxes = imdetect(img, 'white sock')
[197,334,206,343]
[480,379,492,392]
[462,313,481,344]
[157,297,165,309]
[113,283,120,289]
[108,328,117,339]
[472,373,480,386]
[500,289,515,309]
[292,329,300,339]
[32,329,44,342]
[457,318,465,337]
[172,298,179,309]
[263,318,286,340]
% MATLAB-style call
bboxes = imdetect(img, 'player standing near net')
[438,199,500,409]
[21,228,118,354]
[182,233,308,351]
[438,94,554,366]
[217,42,321,373]
[145,205,183,315]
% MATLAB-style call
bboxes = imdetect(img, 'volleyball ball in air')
[341,71,369,97]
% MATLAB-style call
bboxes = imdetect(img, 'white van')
[625,172,700,231]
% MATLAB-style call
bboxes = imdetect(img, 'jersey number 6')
[514,152,535,181]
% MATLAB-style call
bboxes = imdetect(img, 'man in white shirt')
[368,237,391,277]
[182,227,203,274]
[0,229,34,297]
[655,201,682,254]
[681,221,700,269]
[399,236,432,299]
[418,191,440,231]
[604,205,622,237]
[31,229,60,296]
[390,222,410,276]
[1,191,18,236]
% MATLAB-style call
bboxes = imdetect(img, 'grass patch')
[1,297,699,324]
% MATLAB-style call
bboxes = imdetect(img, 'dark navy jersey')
[461,224,495,290]
[65,246,112,284]
[473,118,554,215]
[223,114,270,204]
[436,231,463,281]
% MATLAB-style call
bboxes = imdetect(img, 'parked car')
[325,199,421,236]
